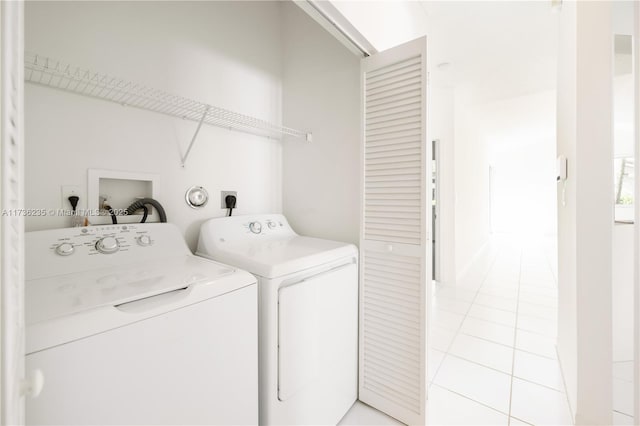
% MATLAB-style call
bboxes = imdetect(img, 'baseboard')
[556,345,577,425]
[455,238,491,283]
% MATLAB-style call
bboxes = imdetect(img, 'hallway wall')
[485,90,557,237]
[452,89,557,279]
[453,90,492,279]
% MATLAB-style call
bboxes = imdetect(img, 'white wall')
[331,1,428,52]
[485,91,557,237]
[24,1,285,250]
[281,2,360,245]
[453,90,492,279]
[556,1,578,416]
[613,224,635,362]
[451,90,557,280]
[556,1,613,423]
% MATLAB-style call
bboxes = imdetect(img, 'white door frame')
[432,139,440,282]
[634,1,640,422]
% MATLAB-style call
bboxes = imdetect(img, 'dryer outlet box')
[221,191,238,209]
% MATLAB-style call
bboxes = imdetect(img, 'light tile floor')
[341,237,579,425]
[613,359,635,424]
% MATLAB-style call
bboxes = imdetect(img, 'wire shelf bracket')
[181,105,210,167]
[24,53,312,166]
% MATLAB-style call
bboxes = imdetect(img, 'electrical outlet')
[221,191,238,209]
[61,185,82,210]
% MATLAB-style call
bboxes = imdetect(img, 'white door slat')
[363,300,421,326]
[366,102,421,122]
[365,177,421,186]
[366,92,421,111]
[368,212,420,220]
[363,379,420,412]
[365,187,420,197]
[364,264,421,281]
[363,365,420,395]
[366,115,421,131]
[363,274,422,294]
[366,121,421,138]
[365,180,421,188]
[365,55,421,79]
[365,353,419,382]
[366,69,421,93]
[366,141,421,153]
[365,62,421,86]
[366,279,420,299]
[364,279,421,300]
[364,328,421,356]
[366,99,422,117]
[366,76,421,98]
[367,161,420,171]
[363,375,421,408]
[363,336,421,365]
[366,147,421,159]
[365,137,421,150]
[365,169,422,178]
[364,227,422,240]
[366,252,423,268]
[365,199,421,208]
[366,128,421,143]
[365,284,421,306]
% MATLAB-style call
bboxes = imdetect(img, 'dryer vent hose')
[126,198,167,223]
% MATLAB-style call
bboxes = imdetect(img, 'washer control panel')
[27,223,190,282]
[49,224,155,257]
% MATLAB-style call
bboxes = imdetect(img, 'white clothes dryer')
[197,214,359,426]
[25,223,258,425]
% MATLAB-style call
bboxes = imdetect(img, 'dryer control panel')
[244,217,289,236]
[197,214,298,256]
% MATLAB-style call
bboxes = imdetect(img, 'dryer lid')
[197,215,357,278]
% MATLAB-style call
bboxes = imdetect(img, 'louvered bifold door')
[359,37,430,426]
[1,1,26,424]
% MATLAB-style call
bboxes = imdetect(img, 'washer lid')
[198,235,357,278]
[26,255,235,326]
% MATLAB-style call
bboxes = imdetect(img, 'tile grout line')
[430,241,503,385]
[507,245,524,425]
[430,383,513,418]
[439,350,569,393]
[453,330,558,360]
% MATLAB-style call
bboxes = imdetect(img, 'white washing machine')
[25,223,258,425]
[197,214,358,425]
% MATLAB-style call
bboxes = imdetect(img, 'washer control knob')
[96,236,119,254]
[137,235,152,246]
[249,222,262,234]
[267,221,276,229]
[55,242,75,256]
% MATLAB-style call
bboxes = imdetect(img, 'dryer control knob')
[267,221,276,229]
[249,222,262,234]
[96,236,119,254]
[137,235,152,246]
[55,242,75,256]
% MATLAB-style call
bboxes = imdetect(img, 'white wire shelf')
[24,52,312,166]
